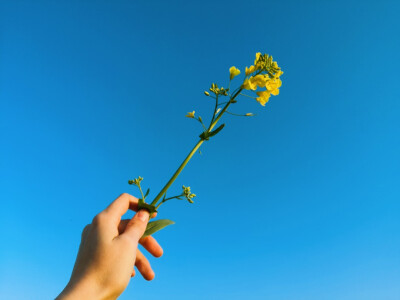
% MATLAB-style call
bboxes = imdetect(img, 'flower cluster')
[182,185,196,203]
[240,53,283,106]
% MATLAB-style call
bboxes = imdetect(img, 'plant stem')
[150,88,243,207]
[138,183,145,203]
[209,94,219,127]
[150,139,204,206]
[155,194,183,209]
[210,88,242,131]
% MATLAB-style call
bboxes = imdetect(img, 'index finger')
[104,193,139,224]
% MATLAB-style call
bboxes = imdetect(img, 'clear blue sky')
[1,1,399,299]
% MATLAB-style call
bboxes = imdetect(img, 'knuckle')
[92,211,109,226]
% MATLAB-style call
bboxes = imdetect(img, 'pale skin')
[56,193,163,300]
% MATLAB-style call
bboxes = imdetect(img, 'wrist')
[56,277,116,300]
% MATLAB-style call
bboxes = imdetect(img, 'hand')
[57,193,163,300]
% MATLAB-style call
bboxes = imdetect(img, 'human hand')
[56,193,163,300]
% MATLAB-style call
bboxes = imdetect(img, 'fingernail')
[137,210,149,222]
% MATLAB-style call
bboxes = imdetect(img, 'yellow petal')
[273,70,283,79]
[256,91,271,106]
[254,52,261,65]
[242,78,257,90]
[186,111,195,118]
[251,74,268,88]
[229,66,241,80]
[266,78,282,93]
[270,88,280,96]
[245,65,256,76]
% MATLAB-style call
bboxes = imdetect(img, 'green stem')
[155,194,183,209]
[225,111,254,117]
[150,88,243,207]
[150,140,204,206]
[239,93,257,100]
[210,88,242,131]
[209,95,219,128]
[138,183,145,203]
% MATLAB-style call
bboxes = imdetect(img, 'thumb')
[122,210,149,242]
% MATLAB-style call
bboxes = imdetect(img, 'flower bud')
[186,111,195,118]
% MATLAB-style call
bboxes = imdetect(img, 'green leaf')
[199,124,225,141]
[208,123,225,138]
[137,202,158,214]
[143,219,175,237]
[144,188,150,199]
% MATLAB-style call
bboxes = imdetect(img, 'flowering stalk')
[129,52,283,237]
[150,88,242,208]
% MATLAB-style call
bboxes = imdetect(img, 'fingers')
[117,219,163,257]
[104,193,139,224]
[134,249,155,281]
[117,214,157,234]
[122,210,149,242]
[139,236,163,258]
[117,219,130,234]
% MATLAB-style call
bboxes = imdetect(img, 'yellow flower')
[251,74,268,88]
[245,65,256,76]
[186,111,195,118]
[242,78,257,90]
[242,74,269,91]
[229,66,241,80]
[256,91,271,106]
[266,78,282,96]
[254,52,261,65]
[273,70,284,79]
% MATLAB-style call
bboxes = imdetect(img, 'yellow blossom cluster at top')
[186,52,282,120]
[230,52,283,106]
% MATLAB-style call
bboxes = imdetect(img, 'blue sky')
[1,1,399,299]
